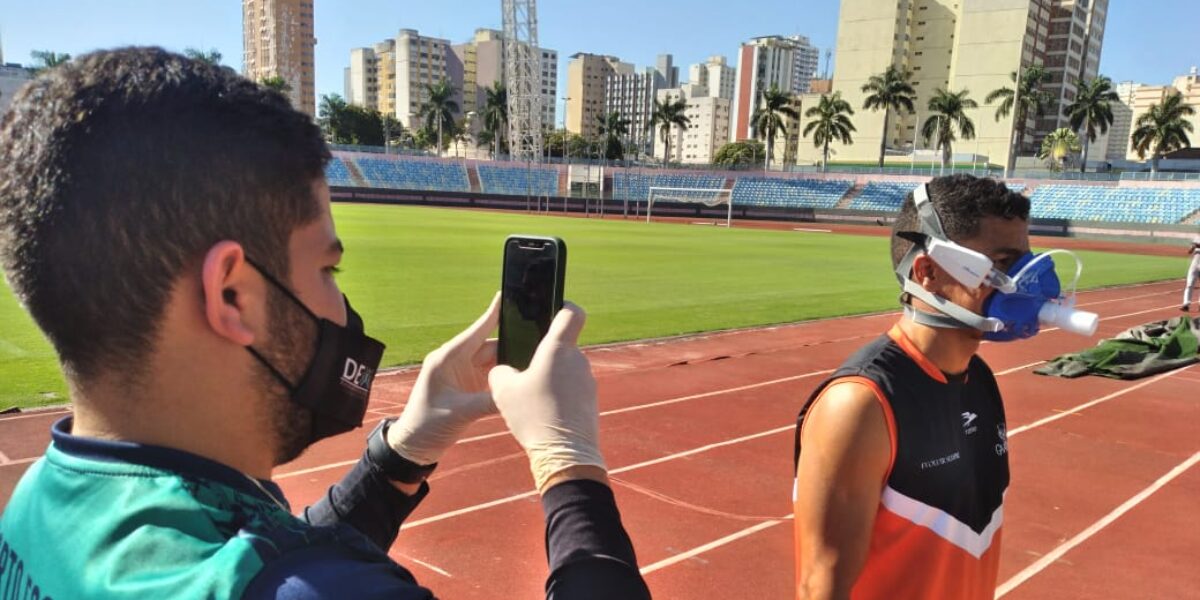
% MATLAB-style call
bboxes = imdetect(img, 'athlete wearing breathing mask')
[791,175,1097,600]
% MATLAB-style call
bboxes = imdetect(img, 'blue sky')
[2,0,1197,120]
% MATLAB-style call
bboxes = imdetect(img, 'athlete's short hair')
[890,174,1030,269]
[0,47,330,382]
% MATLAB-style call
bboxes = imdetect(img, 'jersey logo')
[995,423,1009,456]
[961,411,978,435]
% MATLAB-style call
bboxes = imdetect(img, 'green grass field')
[1,204,1191,410]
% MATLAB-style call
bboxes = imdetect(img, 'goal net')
[646,187,735,227]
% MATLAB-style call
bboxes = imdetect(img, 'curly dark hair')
[0,47,330,382]
[891,174,1030,269]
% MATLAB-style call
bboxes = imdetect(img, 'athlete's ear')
[200,241,262,346]
[911,253,938,289]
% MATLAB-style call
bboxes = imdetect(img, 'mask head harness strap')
[242,256,320,392]
[894,184,1007,333]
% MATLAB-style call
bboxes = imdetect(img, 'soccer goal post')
[646,186,735,227]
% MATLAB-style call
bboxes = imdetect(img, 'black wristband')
[366,418,438,484]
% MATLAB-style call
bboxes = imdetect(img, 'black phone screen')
[499,237,564,370]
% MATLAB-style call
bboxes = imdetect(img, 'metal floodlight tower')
[502,0,544,163]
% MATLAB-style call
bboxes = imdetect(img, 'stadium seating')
[324,157,355,187]
[849,181,915,211]
[611,172,728,201]
[1029,185,1200,224]
[478,164,559,197]
[352,156,470,192]
[850,181,1027,212]
[731,177,853,209]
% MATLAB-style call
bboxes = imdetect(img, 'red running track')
[1,280,1197,599]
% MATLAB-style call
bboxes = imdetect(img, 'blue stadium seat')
[611,173,728,201]
[1028,185,1200,224]
[478,164,559,197]
[324,157,355,187]
[850,181,1026,212]
[351,156,470,192]
[731,177,853,209]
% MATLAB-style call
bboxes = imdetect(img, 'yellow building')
[812,0,1106,168]
[1124,71,1200,162]
[347,41,396,117]
[242,0,316,116]
[565,53,632,137]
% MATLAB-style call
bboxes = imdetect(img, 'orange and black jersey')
[793,326,1009,600]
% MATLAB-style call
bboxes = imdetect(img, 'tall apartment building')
[242,0,316,116]
[688,56,737,101]
[791,36,822,94]
[1123,70,1200,162]
[653,84,732,164]
[1039,0,1108,135]
[823,0,1108,168]
[731,35,820,141]
[1099,81,1139,162]
[346,41,396,116]
[565,53,632,137]
[344,29,461,130]
[452,28,558,130]
[604,55,678,156]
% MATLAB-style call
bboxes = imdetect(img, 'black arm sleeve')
[302,450,429,552]
[541,479,651,600]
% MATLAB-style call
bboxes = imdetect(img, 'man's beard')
[255,286,317,466]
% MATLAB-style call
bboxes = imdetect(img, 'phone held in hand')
[498,235,567,370]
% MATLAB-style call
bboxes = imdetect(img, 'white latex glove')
[387,294,500,466]
[488,303,606,492]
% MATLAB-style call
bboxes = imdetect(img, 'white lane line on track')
[275,371,833,479]
[994,451,1200,598]
[640,516,792,576]
[398,426,795,530]
[1008,366,1193,438]
[633,363,1195,578]
[277,295,1185,479]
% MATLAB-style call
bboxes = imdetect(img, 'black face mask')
[243,258,386,445]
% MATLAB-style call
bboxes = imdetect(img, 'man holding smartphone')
[0,48,649,599]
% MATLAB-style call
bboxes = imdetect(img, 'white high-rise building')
[604,54,679,156]
[452,28,557,130]
[345,29,460,130]
[688,56,736,101]
[653,84,732,164]
[731,35,820,141]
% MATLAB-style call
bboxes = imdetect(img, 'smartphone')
[498,235,567,370]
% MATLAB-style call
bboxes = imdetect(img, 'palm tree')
[318,94,349,143]
[1038,128,1081,171]
[381,113,403,152]
[861,66,916,168]
[986,65,1052,175]
[1066,76,1119,173]
[260,76,292,93]
[596,111,631,161]
[29,50,71,74]
[1131,92,1195,173]
[482,81,508,159]
[646,96,691,165]
[713,140,765,167]
[183,48,222,65]
[803,92,856,173]
[751,86,801,171]
[417,79,460,154]
[922,88,978,170]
